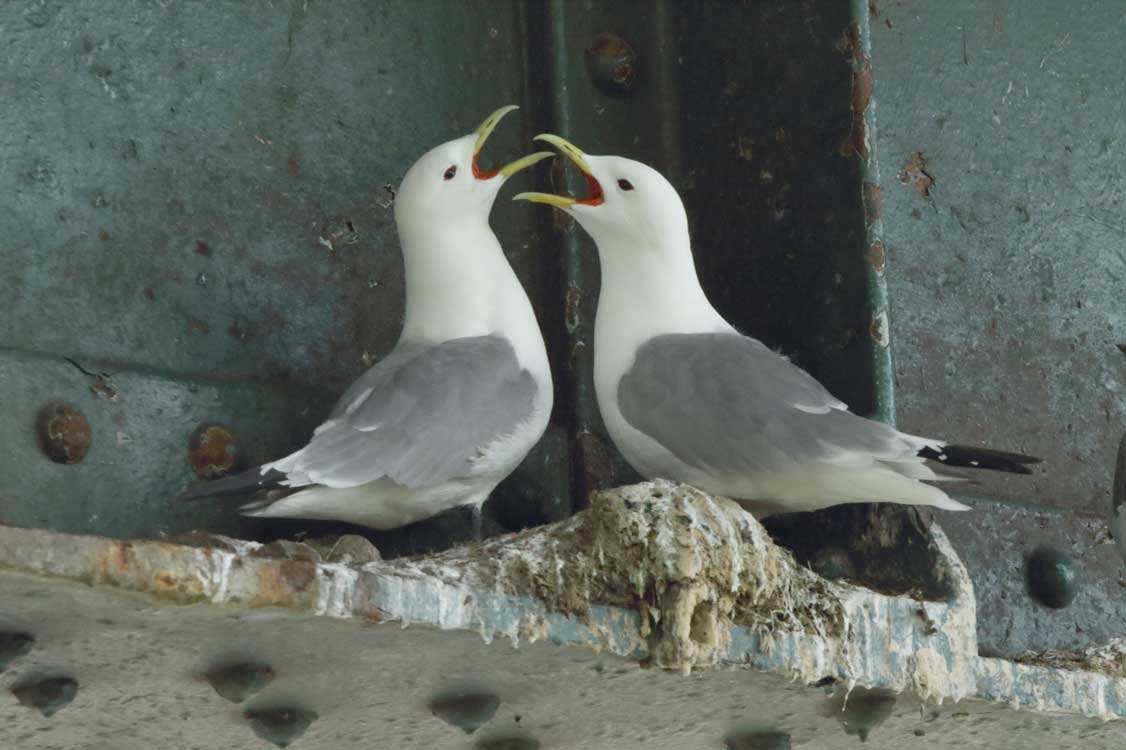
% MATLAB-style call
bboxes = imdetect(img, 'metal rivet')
[36,402,91,464]
[11,676,78,717]
[204,663,275,703]
[725,729,792,750]
[1025,546,1080,609]
[0,632,34,672]
[585,33,638,97]
[188,423,239,479]
[244,707,317,748]
[428,684,501,735]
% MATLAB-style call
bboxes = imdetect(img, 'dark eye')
[443,165,457,181]
[617,178,634,191]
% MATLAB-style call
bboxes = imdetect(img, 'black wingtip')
[175,467,286,502]
[919,444,1041,475]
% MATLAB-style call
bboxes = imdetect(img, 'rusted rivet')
[585,33,638,97]
[1026,546,1080,609]
[188,423,239,479]
[37,402,91,464]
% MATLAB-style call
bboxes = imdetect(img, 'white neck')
[594,232,731,359]
[398,218,544,375]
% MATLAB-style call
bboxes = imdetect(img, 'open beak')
[472,105,554,180]
[512,134,605,207]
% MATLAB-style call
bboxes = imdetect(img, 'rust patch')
[837,21,862,62]
[576,430,614,502]
[98,230,109,241]
[564,281,582,333]
[154,571,176,589]
[863,182,882,223]
[187,318,211,335]
[899,151,935,197]
[188,423,238,479]
[195,241,212,257]
[279,560,316,592]
[868,0,879,18]
[838,21,872,158]
[867,241,886,274]
[36,402,91,464]
[840,61,873,157]
[228,322,252,341]
[90,375,116,400]
[287,158,300,176]
[144,287,156,301]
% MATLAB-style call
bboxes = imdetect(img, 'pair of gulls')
[180,106,1038,529]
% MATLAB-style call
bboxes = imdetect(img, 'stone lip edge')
[0,500,1121,719]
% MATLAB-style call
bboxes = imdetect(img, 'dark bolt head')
[585,33,638,97]
[36,402,91,464]
[1026,546,1080,609]
[188,423,239,479]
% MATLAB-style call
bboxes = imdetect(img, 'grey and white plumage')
[517,135,1039,517]
[177,106,554,529]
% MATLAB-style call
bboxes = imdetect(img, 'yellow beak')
[471,105,554,179]
[513,134,600,207]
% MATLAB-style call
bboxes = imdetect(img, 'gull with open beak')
[176,106,555,531]
[516,135,1039,516]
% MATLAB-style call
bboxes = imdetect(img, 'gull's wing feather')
[617,332,934,477]
[271,335,537,489]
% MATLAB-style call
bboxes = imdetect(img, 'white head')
[514,134,695,281]
[393,106,552,238]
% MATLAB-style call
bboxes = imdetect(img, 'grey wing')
[274,336,538,489]
[617,333,923,475]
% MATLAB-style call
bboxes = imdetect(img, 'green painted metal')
[2,0,888,539]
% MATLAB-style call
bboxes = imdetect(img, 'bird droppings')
[0,632,34,672]
[826,685,896,743]
[406,481,846,674]
[244,707,317,747]
[563,281,582,333]
[36,402,91,464]
[187,423,239,479]
[11,676,79,717]
[899,152,935,197]
[1024,546,1080,609]
[427,683,501,734]
[204,663,276,703]
[1014,638,1126,680]
[725,728,792,750]
[474,732,541,750]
